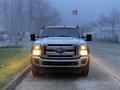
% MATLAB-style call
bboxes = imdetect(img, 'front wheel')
[81,61,89,76]
[32,65,39,76]
[77,60,89,76]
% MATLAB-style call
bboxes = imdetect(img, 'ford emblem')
[55,48,65,54]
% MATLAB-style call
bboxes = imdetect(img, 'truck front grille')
[41,44,79,59]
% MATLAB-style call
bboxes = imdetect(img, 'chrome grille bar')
[42,44,78,59]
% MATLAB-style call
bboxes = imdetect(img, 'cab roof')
[45,25,76,29]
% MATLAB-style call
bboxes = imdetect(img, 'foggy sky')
[48,0,120,25]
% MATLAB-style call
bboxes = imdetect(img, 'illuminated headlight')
[79,45,88,56]
[80,50,88,56]
[32,50,41,56]
[32,45,42,56]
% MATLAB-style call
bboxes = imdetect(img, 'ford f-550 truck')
[30,26,92,76]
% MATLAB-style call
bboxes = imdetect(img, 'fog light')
[81,59,87,64]
[33,59,39,64]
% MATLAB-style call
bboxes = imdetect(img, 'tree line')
[79,9,120,42]
[0,0,61,41]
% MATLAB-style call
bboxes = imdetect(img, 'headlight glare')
[80,50,88,56]
[79,45,88,56]
[32,45,41,56]
[80,45,87,50]
[32,50,41,56]
[33,45,41,50]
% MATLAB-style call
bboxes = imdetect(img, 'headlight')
[79,45,88,56]
[32,45,42,56]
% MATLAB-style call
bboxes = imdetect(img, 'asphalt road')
[14,41,120,90]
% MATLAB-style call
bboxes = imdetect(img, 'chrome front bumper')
[31,56,89,68]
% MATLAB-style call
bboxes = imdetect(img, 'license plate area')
[42,61,78,66]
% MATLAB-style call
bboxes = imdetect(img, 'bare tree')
[96,14,107,30]
[0,0,61,42]
[105,9,120,30]
[104,9,120,42]
[79,23,96,36]
[27,0,61,33]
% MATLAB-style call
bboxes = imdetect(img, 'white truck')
[30,26,92,76]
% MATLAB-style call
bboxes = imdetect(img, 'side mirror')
[30,34,36,41]
[86,34,92,41]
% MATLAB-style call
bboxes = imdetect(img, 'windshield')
[41,28,80,38]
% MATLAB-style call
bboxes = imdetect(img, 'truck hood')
[34,37,86,45]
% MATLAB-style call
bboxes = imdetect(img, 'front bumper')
[31,56,89,68]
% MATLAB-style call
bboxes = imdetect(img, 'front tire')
[32,65,39,76]
[81,61,89,76]
[77,60,89,76]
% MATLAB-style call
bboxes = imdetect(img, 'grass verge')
[0,46,30,89]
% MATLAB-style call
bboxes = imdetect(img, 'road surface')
[14,41,120,90]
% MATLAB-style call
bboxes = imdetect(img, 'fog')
[0,0,120,45]
[48,0,120,25]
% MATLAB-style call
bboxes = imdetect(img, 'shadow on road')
[33,73,84,80]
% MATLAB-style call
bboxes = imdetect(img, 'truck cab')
[30,26,92,76]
